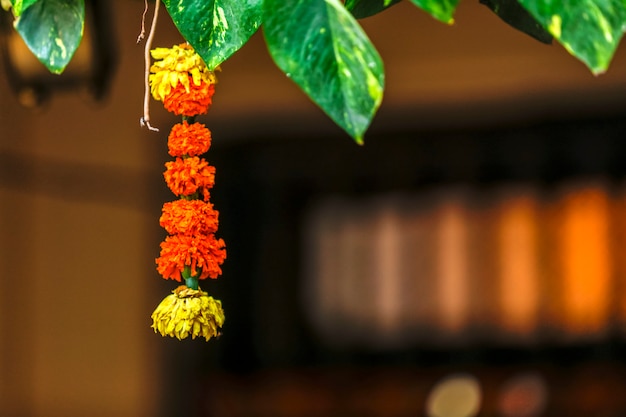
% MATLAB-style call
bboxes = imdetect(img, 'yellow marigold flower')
[149,43,218,102]
[151,285,225,341]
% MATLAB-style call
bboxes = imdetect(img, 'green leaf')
[14,0,84,74]
[9,0,39,16]
[163,0,262,70]
[408,0,460,24]
[345,0,402,19]
[480,0,552,44]
[264,0,384,144]
[517,0,626,74]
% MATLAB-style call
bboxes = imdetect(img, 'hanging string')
[136,0,149,43]
[139,0,160,132]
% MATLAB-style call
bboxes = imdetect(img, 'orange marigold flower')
[156,234,227,281]
[163,78,215,117]
[168,121,211,157]
[164,156,215,200]
[160,199,219,236]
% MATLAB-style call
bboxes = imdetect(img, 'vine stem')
[136,0,149,43]
[139,0,160,132]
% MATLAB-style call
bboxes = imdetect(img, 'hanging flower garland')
[148,43,226,341]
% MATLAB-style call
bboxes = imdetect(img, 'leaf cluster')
[3,0,626,143]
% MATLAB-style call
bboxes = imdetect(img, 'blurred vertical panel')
[434,191,471,339]
[402,196,439,339]
[495,187,540,340]
[374,201,404,343]
[557,183,612,338]
[339,202,378,344]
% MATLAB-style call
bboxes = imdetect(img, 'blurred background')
[2,1,626,417]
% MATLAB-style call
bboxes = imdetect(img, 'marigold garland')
[148,43,225,341]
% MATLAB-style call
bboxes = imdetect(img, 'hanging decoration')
[147,42,226,341]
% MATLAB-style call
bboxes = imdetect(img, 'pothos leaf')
[480,0,552,44]
[14,0,84,74]
[517,0,626,74]
[163,0,263,70]
[263,0,385,144]
[408,0,460,24]
[9,0,39,16]
[345,0,402,19]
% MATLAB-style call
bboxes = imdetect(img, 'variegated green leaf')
[517,0,626,73]
[14,0,84,74]
[264,0,385,143]
[408,0,460,24]
[345,0,402,19]
[8,0,39,16]
[163,0,262,70]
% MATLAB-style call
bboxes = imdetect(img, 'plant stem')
[140,0,161,132]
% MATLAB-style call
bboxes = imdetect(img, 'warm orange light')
[497,190,539,337]
[558,184,612,336]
